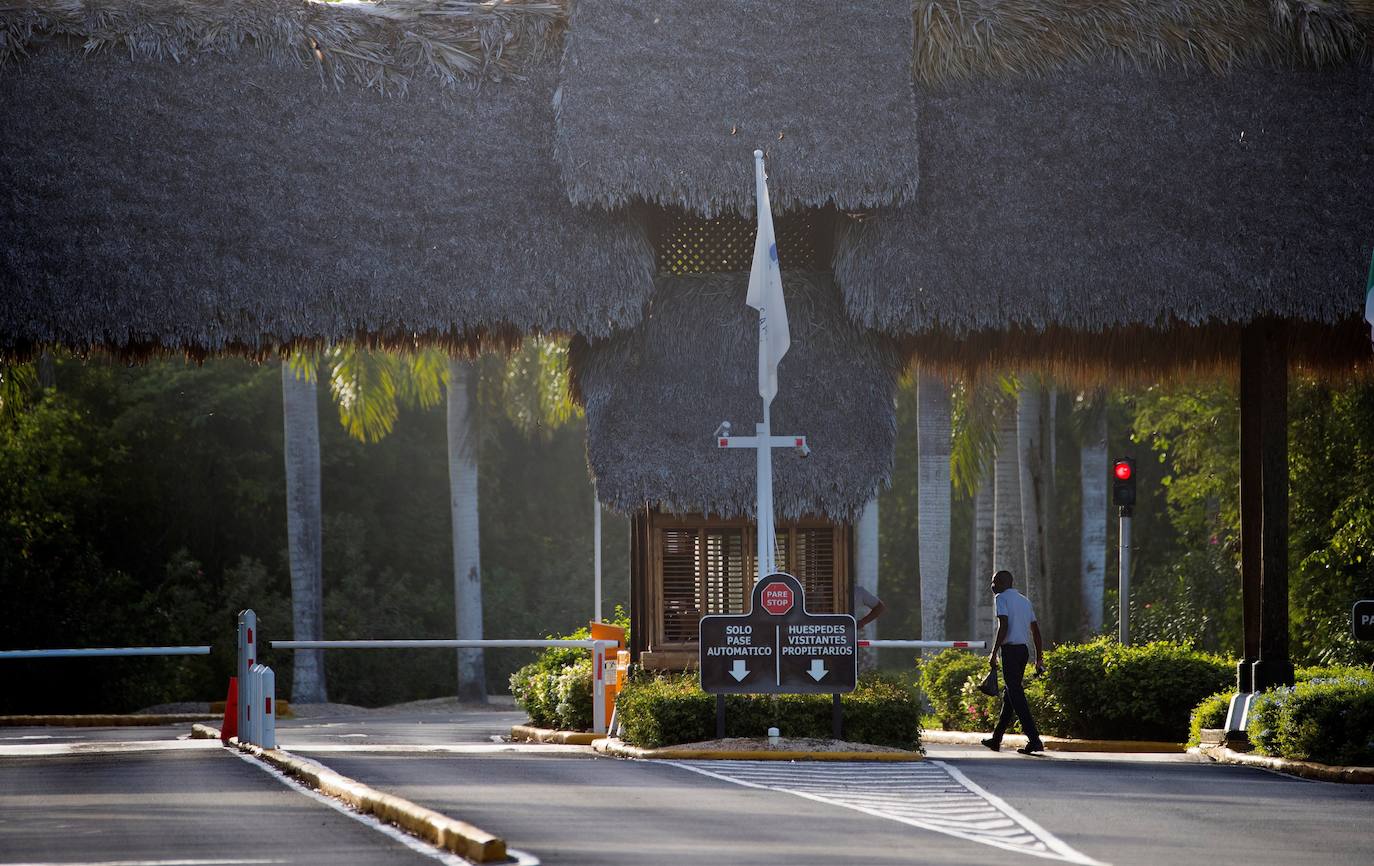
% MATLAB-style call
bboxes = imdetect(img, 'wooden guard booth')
[629,510,851,669]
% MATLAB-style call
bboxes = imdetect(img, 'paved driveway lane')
[311,752,1009,866]
[941,748,1374,866]
[0,747,445,866]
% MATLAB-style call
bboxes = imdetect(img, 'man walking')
[982,569,1046,755]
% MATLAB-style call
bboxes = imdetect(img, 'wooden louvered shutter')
[703,528,747,615]
[793,527,838,613]
[660,527,701,644]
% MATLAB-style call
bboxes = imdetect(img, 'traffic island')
[191,723,509,862]
[509,724,601,745]
[921,730,1186,753]
[1194,744,1374,784]
[592,736,924,761]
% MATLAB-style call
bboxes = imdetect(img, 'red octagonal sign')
[760,581,794,616]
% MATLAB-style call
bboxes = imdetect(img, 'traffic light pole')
[1118,505,1132,646]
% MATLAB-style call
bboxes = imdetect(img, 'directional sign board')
[699,572,857,695]
[1354,599,1374,641]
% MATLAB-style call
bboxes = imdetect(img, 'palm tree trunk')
[448,359,486,703]
[281,362,326,703]
[1017,383,1049,634]
[1080,397,1109,636]
[854,498,879,670]
[1042,386,1057,639]
[992,401,1022,638]
[971,480,993,638]
[916,373,950,647]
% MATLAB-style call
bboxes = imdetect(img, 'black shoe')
[980,737,1000,752]
[1016,742,1045,755]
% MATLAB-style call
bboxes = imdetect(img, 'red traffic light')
[1113,461,1133,481]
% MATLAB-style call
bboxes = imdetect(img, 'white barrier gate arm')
[0,646,211,658]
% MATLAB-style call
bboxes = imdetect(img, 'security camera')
[714,421,732,438]
[796,442,811,459]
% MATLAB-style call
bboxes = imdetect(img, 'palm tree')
[854,497,879,668]
[447,357,486,702]
[1016,380,1049,635]
[0,362,38,423]
[326,339,576,703]
[950,378,1000,638]
[992,388,1023,646]
[281,355,326,703]
[1077,389,1109,636]
[916,373,950,646]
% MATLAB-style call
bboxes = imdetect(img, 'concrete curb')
[196,724,508,862]
[591,737,924,762]
[1,713,220,727]
[1194,744,1374,784]
[509,725,599,745]
[922,729,1184,753]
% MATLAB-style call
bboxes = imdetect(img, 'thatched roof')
[552,0,919,218]
[571,272,900,521]
[1,0,654,359]
[833,62,1374,373]
[912,0,1374,86]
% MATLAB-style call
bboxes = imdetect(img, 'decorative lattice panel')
[655,208,833,274]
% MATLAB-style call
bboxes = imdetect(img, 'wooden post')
[1253,320,1295,692]
[1237,325,1263,693]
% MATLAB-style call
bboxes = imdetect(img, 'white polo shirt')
[994,587,1036,647]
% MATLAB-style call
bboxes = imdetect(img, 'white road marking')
[666,759,1106,866]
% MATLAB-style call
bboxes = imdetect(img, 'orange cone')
[220,677,238,743]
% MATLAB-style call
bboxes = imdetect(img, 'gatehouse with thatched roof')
[4,0,1372,682]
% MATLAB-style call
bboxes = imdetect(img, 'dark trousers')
[993,644,1042,744]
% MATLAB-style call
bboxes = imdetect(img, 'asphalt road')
[0,743,451,866]
[4,712,1372,866]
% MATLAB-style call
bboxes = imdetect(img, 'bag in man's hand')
[977,667,1000,697]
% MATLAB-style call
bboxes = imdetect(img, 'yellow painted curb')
[921,729,1184,753]
[0,713,219,727]
[591,737,924,762]
[197,724,509,862]
[1196,745,1374,784]
[510,724,599,745]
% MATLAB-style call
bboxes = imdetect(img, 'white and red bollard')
[236,610,276,748]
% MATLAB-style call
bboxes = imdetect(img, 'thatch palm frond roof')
[571,272,900,522]
[833,63,1374,373]
[553,0,919,218]
[913,0,1374,86]
[1,0,566,92]
[1,45,654,359]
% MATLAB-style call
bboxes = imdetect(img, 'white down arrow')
[807,659,828,681]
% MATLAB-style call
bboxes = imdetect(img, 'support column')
[1237,325,1263,693]
[1253,320,1295,692]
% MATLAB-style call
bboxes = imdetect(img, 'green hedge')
[510,611,628,732]
[1187,691,1232,747]
[1041,638,1231,741]
[919,639,1231,742]
[918,649,986,729]
[1247,672,1374,766]
[614,671,923,750]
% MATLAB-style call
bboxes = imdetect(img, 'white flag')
[746,150,790,406]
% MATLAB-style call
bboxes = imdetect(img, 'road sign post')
[700,572,857,739]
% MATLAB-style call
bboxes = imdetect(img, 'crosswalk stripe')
[665,759,1106,865]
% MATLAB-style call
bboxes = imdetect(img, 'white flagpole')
[752,149,780,579]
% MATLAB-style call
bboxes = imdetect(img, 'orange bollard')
[220,677,238,743]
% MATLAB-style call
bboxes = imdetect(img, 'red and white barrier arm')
[858,640,986,649]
